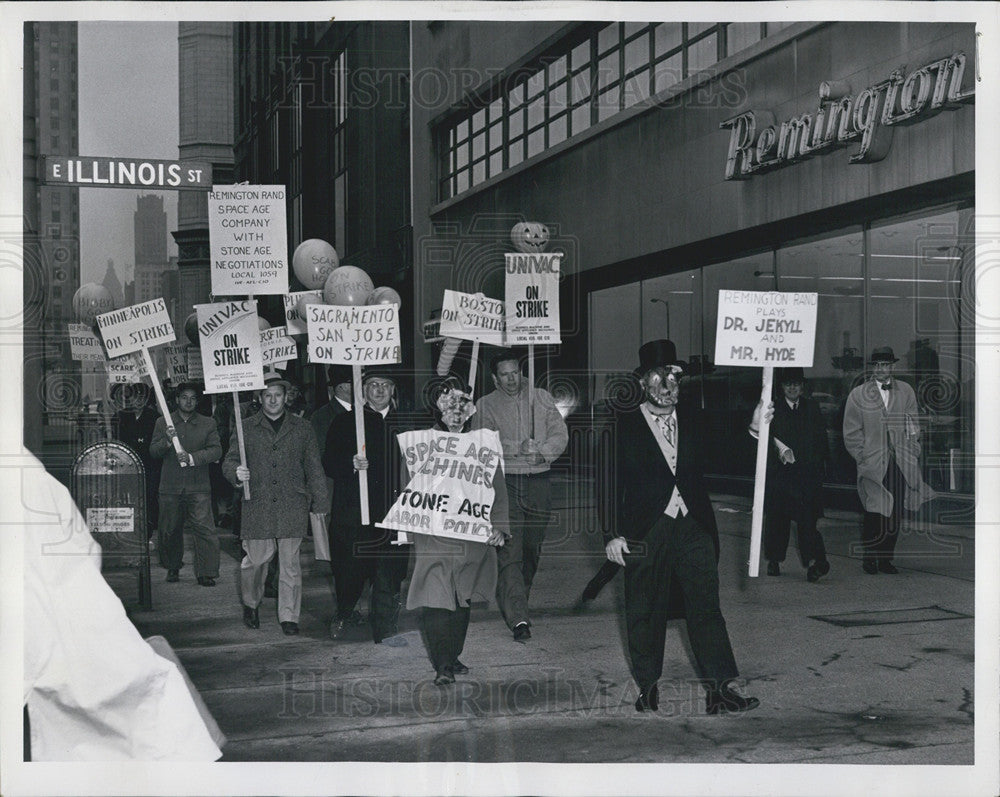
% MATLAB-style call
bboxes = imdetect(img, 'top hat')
[635,339,680,376]
[868,346,899,364]
[777,366,806,384]
[326,365,353,386]
[260,371,293,392]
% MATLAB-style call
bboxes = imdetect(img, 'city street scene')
[3,4,998,797]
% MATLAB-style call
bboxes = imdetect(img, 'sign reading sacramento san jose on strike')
[440,290,505,345]
[96,298,175,358]
[504,253,561,344]
[306,303,401,365]
[714,291,818,367]
[208,185,288,295]
[195,300,265,393]
[378,429,503,543]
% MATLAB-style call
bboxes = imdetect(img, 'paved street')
[106,481,975,767]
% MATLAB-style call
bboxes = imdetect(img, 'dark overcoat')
[765,395,827,522]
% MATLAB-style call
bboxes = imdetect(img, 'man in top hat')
[763,367,830,581]
[224,371,328,635]
[604,339,761,715]
[149,381,222,586]
[323,365,409,644]
[843,346,935,574]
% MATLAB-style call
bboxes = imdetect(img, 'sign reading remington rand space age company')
[720,51,974,180]
[41,156,212,190]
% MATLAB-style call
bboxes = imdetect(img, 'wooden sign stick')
[352,364,370,525]
[468,340,480,393]
[138,346,185,458]
[232,393,251,500]
[748,365,773,577]
[527,343,536,433]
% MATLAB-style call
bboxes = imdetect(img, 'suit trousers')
[861,454,906,561]
[158,492,220,577]
[764,510,826,567]
[624,513,738,692]
[241,537,303,622]
[494,516,530,631]
[506,472,553,595]
[421,606,471,672]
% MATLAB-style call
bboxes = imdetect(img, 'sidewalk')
[106,486,974,765]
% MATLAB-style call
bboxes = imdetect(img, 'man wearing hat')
[224,372,328,634]
[323,365,408,644]
[150,381,222,586]
[843,347,934,574]
[604,340,761,715]
[763,367,830,581]
[111,382,160,538]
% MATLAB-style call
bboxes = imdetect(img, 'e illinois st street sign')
[40,155,213,190]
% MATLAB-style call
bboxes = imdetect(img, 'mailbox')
[71,441,152,609]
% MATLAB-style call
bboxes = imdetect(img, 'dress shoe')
[766,561,780,577]
[166,569,180,583]
[280,621,299,636]
[197,576,217,587]
[706,682,760,715]
[451,659,469,675]
[513,622,531,643]
[862,559,878,575]
[877,561,899,574]
[635,683,659,712]
[433,667,455,686]
[329,618,349,640]
[806,560,830,583]
[263,585,278,599]
[242,605,260,630]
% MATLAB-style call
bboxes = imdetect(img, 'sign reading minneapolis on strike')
[208,185,288,295]
[714,291,818,367]
[378,429,503,544]
[306,303,401,365]
[439,290,505,346]
[195,300,265,393]
[96,297,175,358]
[504,252,561,344]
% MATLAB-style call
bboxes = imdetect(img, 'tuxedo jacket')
[610,405,719,553]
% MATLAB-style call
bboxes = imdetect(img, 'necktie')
[662,414,675,447]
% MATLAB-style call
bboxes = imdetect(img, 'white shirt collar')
[335,396,353,412]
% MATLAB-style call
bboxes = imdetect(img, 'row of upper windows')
[437,21,793,202]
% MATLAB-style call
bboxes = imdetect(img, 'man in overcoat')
[843,346,935,574]
[604,340,760,715]
[224,372,328,635]
[764,367,830,582]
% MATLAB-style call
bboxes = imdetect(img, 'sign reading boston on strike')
[306,303,401,365]
[440,289,505,346]
[714,290,818,367]
[378,429,503,543]
[96,297,175,358]
[194,300,265,393]
[504,252,561,344]
[208,185,288,295]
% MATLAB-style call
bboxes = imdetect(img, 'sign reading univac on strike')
[504,252,561,344]
[195,300,265,393]
[714,291,818,367]
[208,185,288,295]
[306,303,401,365]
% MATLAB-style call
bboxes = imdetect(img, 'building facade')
[133,194,170,303]
[410,20,975,500]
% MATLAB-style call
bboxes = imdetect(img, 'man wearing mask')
[474,349,568,643]
[843,347,935,575]
[323,367,408,645]
[150,382,222,586]
[225,372,328,635]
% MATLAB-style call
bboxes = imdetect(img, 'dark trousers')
[506,472,553,596]
[624,513,738,692]
[158,492,220,577]
[861,455,906,562]
[764,510,827,567]
[583,559,621,600]
[421,606,471,672]
[494,514,530,630]
[328,522,410,640]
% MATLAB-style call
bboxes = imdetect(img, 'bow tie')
[879,381,892,390]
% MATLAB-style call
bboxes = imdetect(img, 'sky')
[77,22,179,286]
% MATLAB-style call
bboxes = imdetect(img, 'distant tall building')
[100,258,124,307]
[172,22,235,317]
[133,194,169,303]
[22,21,82,462]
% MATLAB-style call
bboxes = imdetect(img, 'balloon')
[292,239,339,290]
[184,312,200,345]
[72,283,116,324]
[257,316,271,330]
[295,292,324,321]
[366,286,402,307]
[323,265,374,306]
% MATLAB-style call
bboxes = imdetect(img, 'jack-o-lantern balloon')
[73,283,116,325]
[292,239,339,290]
[366,286,402,307]
[184,312,200,345]
[323,265,374,306]
[510,221,550,254]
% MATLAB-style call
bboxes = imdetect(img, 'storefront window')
[589,282,641,407]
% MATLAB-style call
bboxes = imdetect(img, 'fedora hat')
[635,339,680,376]
[326,365,353,386]
[868,346,899,364]
[260,370,293,392]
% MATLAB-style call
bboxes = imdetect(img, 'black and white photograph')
[1,2,998,796]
